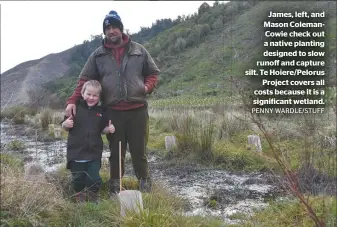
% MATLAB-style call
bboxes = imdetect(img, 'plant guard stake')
[117,141,144,217]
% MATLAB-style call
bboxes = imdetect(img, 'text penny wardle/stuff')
[251,108,325,114]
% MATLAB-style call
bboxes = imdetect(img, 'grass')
[145,1,336,100]
[146,106,336,181]
[229,196,337,227]
[2,103,336,226]
[5,139,26,151]
[0,153,24,172]
[0,154,225,227]
[148,96,237,109]
[212,138,277,172]
[147,108,283,172]
[1,153,336,226]
[3,100,335,176]
[1,106,37,124]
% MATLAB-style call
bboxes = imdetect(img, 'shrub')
[39,108,53,130]
[6,140,25,151]
[1,106,36,124]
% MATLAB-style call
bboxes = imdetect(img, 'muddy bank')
[144,159,283,223]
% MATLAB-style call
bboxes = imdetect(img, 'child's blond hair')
[81,80,102,95]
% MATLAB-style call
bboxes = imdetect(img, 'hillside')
[1,1,336,108]
[145,1,336,99]
[1,49,74,108]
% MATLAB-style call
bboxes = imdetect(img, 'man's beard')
[106,35,122,45]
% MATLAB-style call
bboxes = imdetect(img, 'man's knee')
[131,153,148,164]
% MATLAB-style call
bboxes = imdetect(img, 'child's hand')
[63,116,74,128]
[107,120,115,134]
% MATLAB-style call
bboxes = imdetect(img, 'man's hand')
[145,85,148,94]
[66,104,76,117]
[107,120,115,134]
[62,116,74,129]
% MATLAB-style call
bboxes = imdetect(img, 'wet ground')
[148,161,282,223]
[1,120,283,224]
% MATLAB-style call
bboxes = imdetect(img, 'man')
[65,10,160,195]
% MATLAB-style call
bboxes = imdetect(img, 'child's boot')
[88,191,99,204]
[75,192,86,203]
[109,179,120,198]
[139,178,153,193]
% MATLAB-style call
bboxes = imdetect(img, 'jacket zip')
[119,52,127,99]
[87,107,91,151]
[110,54,123,99]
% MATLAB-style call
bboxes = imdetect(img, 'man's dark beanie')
[103,10,124,34]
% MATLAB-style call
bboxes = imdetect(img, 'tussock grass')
[147,106,336,176]
[39,108,53,130]
[1,106,36,124]
[5,139,25,151]
[229,196,337,227]
[212,139,276,172]
[1,154,67,226]
[148,108,271,170]
[0,154,224,226]
[37,108,64,130]
[1,153,336,226]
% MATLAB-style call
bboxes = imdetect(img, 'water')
[150,164,279,223]
[1,121,281,224]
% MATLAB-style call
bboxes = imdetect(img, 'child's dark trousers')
[69,159,102,194]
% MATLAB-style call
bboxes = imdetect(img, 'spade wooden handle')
[119,141,122,192]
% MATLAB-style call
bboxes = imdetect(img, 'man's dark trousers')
[70,159,102,194]
[106,105,150,191]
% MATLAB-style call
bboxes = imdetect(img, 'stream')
[1,120,282,224]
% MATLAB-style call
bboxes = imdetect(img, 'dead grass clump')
[1,106,37,124]
[2,176,66,216]
[1,155,68,226]
[39,108,53,130]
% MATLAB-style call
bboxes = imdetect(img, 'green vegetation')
[1,146,336,226]
[229,197,337,227]
[33,1,336,111]
[2,1,336,226]
[6,140,25,151]
[148,106,336,175]
[148,96,239,108]
[0,153,24,171]
[130,18,176,44]
[1,106,37,124]
[5,1,333,110]
[43,35,103,106]
[1,154,225,227]
[149,108,271,172]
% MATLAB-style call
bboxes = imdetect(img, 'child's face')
[82,86,100,106]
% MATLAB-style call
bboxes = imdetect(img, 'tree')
[198,12,213,24]
[174,37,187,53]
[212,16,224,30]
[187,28,201,46]
[199,24,211,37]
[125,29,131,36]
[198,2,211,15]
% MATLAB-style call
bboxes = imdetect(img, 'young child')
[61,80,115,203]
